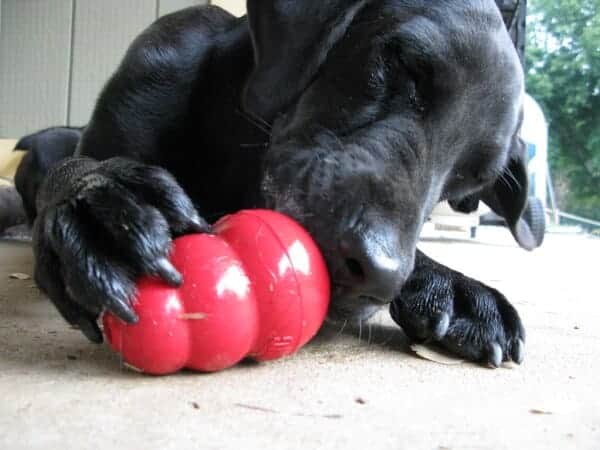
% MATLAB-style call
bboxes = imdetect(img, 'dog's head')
[244,0,530,322]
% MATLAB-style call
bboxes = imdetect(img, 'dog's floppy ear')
[481,136,540,250]
[244,0,366,121]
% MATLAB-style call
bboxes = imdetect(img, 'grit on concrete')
[0,228,598,450]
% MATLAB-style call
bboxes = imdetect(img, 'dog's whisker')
[504,168,522,190]
[498,173,510,189]
[235,108,272,136]
[358,318,363,345]
[239,143,269,149]
[495,166,520,192]
[334,319,348,339]
[239,107,272,131]
[251,111,272,130]
[498,172,514,191]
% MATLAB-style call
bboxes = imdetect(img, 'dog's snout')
[338,226,407,303]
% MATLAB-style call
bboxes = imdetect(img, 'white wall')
[0,0,209,138]
[0,0,73,137]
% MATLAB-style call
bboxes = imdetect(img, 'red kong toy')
[102,209,330,374]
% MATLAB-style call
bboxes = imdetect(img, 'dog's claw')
[511,338,525,364]
[487,342,503,368]
[77,317,103,344]
[155,257,182,286]
[432,312,450,340]
[188,214,211,234]
[391,251,526,368]
[108,298,138,324]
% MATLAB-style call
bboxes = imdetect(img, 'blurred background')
[525,0,600,226]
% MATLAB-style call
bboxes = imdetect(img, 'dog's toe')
[392,269,526,367]
[486,342,503,368]
[431,312,450,341]
[510,338,526,365]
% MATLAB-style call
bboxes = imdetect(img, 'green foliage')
[526,0,600,221]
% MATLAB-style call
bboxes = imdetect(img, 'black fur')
[14,126,83,222]
[15,1,532,365]
[390,251,525,367]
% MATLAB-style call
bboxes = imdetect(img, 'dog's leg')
[14,127,83,222]
[32,156,209,342]
[22,6,239,342]
[390,250,525,367]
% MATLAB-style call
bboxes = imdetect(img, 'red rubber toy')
[102,209,330,375]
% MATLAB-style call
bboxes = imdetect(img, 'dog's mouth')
[331,283,393,304]
[327,283,390,323]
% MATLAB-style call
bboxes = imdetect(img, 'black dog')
[14,0,536,367]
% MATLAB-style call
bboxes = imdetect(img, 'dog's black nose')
[338,225,408,303]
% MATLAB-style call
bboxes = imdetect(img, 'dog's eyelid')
[379,52,429,116]
[388,40,434,82]
[390,52,421,82]
[381,39,416,76]
[387,50,433,115]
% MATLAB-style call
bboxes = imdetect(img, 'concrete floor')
[1,228,599,449]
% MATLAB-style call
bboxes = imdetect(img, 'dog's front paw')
[32,158,209,342]
[390,268,525,367]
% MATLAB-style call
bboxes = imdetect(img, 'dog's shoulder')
[125,5,240,69]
